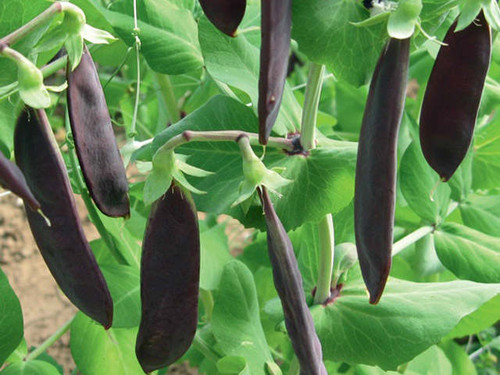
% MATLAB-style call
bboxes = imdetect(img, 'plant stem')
[26,315,75,360]
[192,333,220,363]
[314,214,334,304]
[65,110,128,265]
[41,55,68,78]
[155,73,180,124]
[129,0,141,139]
[199,289,214,321]
[1,3,63,46]
[392,226,434,256]
[287,355,300,375]
[156,130,295,156]
[300,63,325,151]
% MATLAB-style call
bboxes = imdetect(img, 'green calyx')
[387,0,423,39]
[232,136,291,208]
[61,3,86,36]
[144,148,213,205]
[15,53,50,108]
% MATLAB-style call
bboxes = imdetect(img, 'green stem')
[65,110,128,265]
[300,63,325,151]
[287,356,300,375]
[392,226,434,256]
[314,214,334,304]
[41,55,68,78]
[192,334,220,363]
[156,130,295,156]
[129,0,141,139]
[1,3,63,46]
[26,315,75,361]
[199,289,214,322]
[155,73,180,124]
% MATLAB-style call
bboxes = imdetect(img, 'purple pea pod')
[420,12,491,182]
[354,37,410,304]
[259,187,327,375]
[136,183,200,373]
[67,45,130,218]
[15,107,113,329]
[258,0,292,145]
[0,151,40,211]
[199,0,246,37]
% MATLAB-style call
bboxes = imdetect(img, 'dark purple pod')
[0,151,40,211]
[67,46,130,218]
[199,0,246,37]
[259,187,327,375]
[136,184,200,373]
[420,12,491,182]
[15,108,113,328]
[258,0,292,145]
[354,38,410,305]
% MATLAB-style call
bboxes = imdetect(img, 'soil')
[0,194,198,375]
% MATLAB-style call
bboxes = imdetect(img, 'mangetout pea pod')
[258,0,292,145]
[136,184,200,373]
[259,187,327,375]
[14,108,113,328]
[67,46,130,218]
[354,38,410,305]
[419,12,491,182]
[0,152,40,211]
[199,0,246,37]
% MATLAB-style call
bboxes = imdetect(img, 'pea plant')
[0,0,499,374]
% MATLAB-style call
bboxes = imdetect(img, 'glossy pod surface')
[0,151,40,211]
[199,0,246,37]
[258,0,292,145]
[354,38,410,304]
[420,12,491,181]
[259,187,327,375]
[67,46,130,217]
[15,108,113,328]
[136,184,200,373]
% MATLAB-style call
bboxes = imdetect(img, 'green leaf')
[0,98,18,151]
[212,261,274,375]
[216,356,250,375]
[200,223,232,291]
[70,313,143,375]
[0,268,23,366]
[439,340,477,375]
[0,360,60,375]
[405,345,452,375]
[198,15,301,137]
[400,142,451,224]
[434,223,500,283]
[100,265,140,328]
[4,339,26,364]
[292,0,387,87]
[459,194,500,237]
[472,116,500,190]
[447,152,472,202]
[312,278,500,370]
[103,0,203,75]
[445,294,500,338]
[93,212,141,269]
